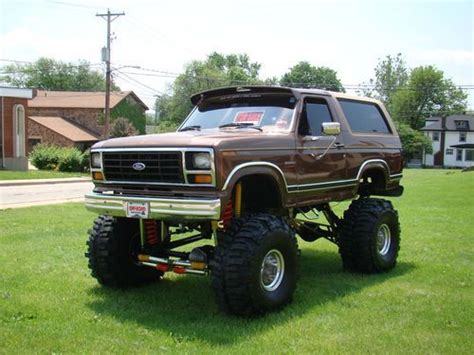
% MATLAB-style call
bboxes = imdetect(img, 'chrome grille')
[102,151,184,184]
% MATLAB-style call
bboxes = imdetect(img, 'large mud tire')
[211,214,298,316]
[85,216,162,287]
[339,198,400,273]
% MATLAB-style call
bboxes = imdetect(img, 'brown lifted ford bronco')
[85,86,403,316]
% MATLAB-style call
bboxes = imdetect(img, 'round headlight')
[91,152,101,168]
[193,152,211,169]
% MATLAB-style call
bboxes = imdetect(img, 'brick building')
[27,90,148,151]
[0,87,34,170]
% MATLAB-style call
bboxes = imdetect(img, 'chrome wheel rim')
[260,249,285,292]
[377,224,391,256]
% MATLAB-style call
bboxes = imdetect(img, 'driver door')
[294,96,348,205]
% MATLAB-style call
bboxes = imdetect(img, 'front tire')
[211,214,299,316]
[85,216,162,287]
[338,198,400,273]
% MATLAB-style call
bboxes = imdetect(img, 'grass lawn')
[0,170,88,180]
[0,169,472,353]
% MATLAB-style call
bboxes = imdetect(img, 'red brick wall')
[29,107,104,136]
[1,97,29,158]
[28,119,74,152]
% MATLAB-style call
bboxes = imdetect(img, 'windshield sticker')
[234,111,264,125]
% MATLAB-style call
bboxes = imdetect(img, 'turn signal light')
[188,174,212,184]
[92,171,104,180]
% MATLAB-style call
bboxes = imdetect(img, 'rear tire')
[85,216,162,287]
[338,198,400,273]
[211,214,298,316]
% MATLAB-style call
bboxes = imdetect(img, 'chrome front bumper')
[84,192,221,221]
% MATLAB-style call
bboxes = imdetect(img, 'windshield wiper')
[218,122,262,131]
[180,125,201,132]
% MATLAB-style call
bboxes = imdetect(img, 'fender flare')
[357,159,390,188]
[221,162,288,207]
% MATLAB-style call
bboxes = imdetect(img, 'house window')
[445,149,453,155]
[432,132,440,141]
[459,132,466,142]
[466,150,474,161]
[455,120,469,129]
[456,149,463,161]
[28,138,42,153]
[13,105,26,157]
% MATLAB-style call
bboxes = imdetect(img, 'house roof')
[29,90,149,110]
[421,115,474,132]
[29,116,99,142]
[450,143,474,149]
[0,87,34,99]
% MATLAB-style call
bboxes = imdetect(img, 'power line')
[114,70,164,95]
[111,65,474,90]
[116,70,474,92]
[45,0,102,10]
[0,59,103,70]
[124,15,197,57]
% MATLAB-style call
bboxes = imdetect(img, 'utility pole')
[96,9,125,139]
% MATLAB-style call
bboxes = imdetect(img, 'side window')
[299,98,333,136]
[338,99,391,134]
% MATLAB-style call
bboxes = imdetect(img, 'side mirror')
[322,122,341,136]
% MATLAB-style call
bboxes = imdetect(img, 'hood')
[92,128,291,151]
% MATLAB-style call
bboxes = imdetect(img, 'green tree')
[395,122,433,161]
[109,117,138,138]
[391,66,467,129]
[0,57,118,91]
[157,52,262,125]
[362,53,408,107]
[110,99,146,134]
[280,61,344,92]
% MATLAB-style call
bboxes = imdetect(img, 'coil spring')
[222,198,233,228]
[144,219,159,245]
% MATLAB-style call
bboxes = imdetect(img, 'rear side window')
[338,99,391,134]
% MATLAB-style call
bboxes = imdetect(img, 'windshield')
[180,94,297,132]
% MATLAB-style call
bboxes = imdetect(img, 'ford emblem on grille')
[132,162,146,171]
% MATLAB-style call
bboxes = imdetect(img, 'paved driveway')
[0,181,94,209]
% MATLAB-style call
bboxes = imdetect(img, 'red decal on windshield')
[234,111,263,124]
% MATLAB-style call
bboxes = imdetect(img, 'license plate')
[125,201,150,219]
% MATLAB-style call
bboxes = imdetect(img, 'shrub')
[57,148,84,172]
[395,122,433,161]
[29,144,89,172]
[29,144,62,170]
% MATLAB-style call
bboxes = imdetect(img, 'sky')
[0,0,473,111]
